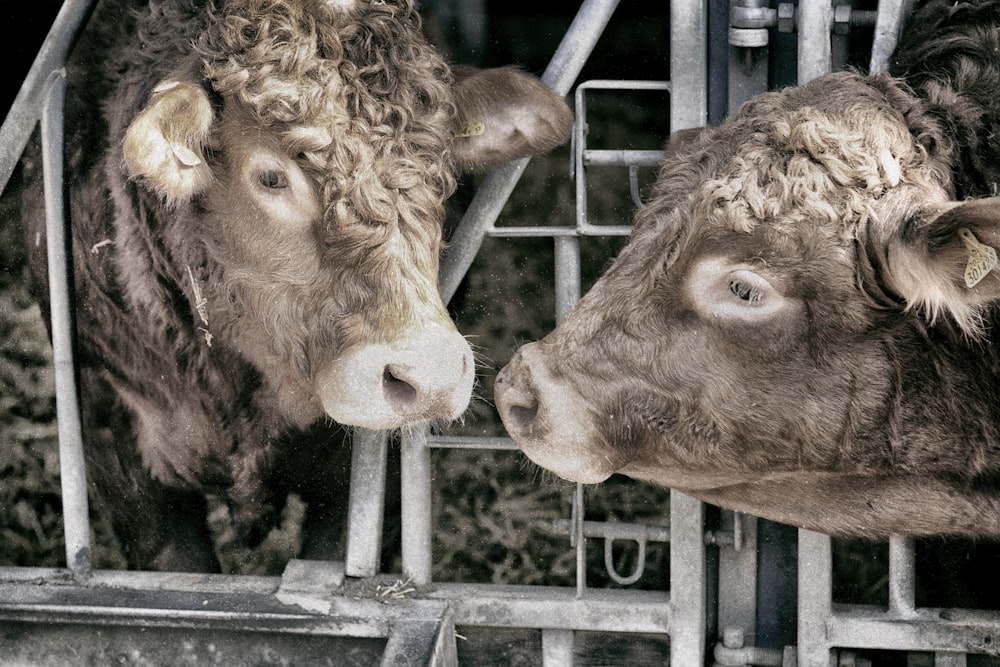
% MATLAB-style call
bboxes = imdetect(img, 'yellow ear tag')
[454,119,485,138]
[960,227,998,288]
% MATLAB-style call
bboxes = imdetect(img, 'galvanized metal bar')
[401,426,434,585]
[345,428,389,578]
[550,519,670,544]
[888,536,916,617]
[487,226,575,237]
[0,0,95,192]
[542,629,575,666]
[554,236,581,324]
[578,79,673,93]
[870,0,916,73]
[574,483,587,597]
[583,149,665,168]
[0,567,673,636]
[669,491,708,666]
[426,435,519,450]
[797,530,834,667]
[42,69,92,576]
[439,158,530,304]
[379,608,458,667]
[428,583,671,634]
[575,79,591,232]
[671,0,710,130]
[934,652,969,667]
[667,0,710,661]
[490,225,631,238]
[822,611,1000,656]
[797,0,833,83]
[717,513,759,650]
[439,0,623,304]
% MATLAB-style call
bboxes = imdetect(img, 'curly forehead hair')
[197,0,456,247]
[692,76,921,238]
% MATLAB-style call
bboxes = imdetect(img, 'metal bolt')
[833,4,852,36]
[777,3,795,33]
[722,626,745,649]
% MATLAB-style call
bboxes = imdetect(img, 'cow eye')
[729,278,762,303]
[257,169,288,190]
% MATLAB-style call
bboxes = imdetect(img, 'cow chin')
[496,345,620,485]
[316,323,475,430]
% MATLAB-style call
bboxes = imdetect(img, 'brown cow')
[496,0,1000,538]
[21,0,571,571]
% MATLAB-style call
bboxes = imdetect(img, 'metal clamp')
[604,535,646,585]
[729,0,797,49]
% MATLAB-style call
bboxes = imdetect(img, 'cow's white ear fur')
[450,66,573,173]
[886,197,1000,335]
[123,80,214,205]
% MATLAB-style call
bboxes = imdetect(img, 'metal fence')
[3,0,1000,665]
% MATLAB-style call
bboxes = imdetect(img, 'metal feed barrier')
[2,0,1000,664]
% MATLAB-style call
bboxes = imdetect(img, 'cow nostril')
[506,400,539,435]
[383,367,418,408]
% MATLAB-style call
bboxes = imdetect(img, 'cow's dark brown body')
[22,0,571,570]
[496,0,1000,538]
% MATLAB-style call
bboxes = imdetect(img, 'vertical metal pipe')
[42,70,92,576]
[888,536,916,617]
[934,652,969,667]
[0,0,95,192]
[344,428,388,578]
[797,0,833,83]
[542,629,575,665]
[401,426,434,585]
[668,1,709,662]
[797,530,833,667]
[574,483,587,598]
[869,0,915,73]
[439,0,622,304]
[671,0,709,130]
[553,236,581,323]
[669,491,707,666]
[439,158,530,304]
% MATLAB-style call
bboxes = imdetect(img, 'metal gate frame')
[4,1,1000,665]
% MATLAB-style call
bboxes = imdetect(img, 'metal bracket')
[729,0,878,47]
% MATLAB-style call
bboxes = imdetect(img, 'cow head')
[496,71,1000,536]
[119,0,571,430]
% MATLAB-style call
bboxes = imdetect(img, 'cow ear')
[885,197,1000,335]
[122,80,214,204]
[450,65,573,173]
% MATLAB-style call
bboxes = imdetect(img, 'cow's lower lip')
[518,440,616,484]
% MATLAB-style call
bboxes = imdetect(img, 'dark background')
[1,1,672,120]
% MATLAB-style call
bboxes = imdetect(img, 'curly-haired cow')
[22,0,571,571]
[496,0,1000,538]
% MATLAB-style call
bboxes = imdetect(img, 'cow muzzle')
[495,344,615,484]
[317,323,474,430]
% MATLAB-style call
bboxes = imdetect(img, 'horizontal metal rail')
[798,531,1000,665]
[0,566,671,637]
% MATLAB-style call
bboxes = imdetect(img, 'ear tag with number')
[454,119,485,138]
[960,227,998,288]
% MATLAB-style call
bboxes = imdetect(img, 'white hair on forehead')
[322,0,357,11]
